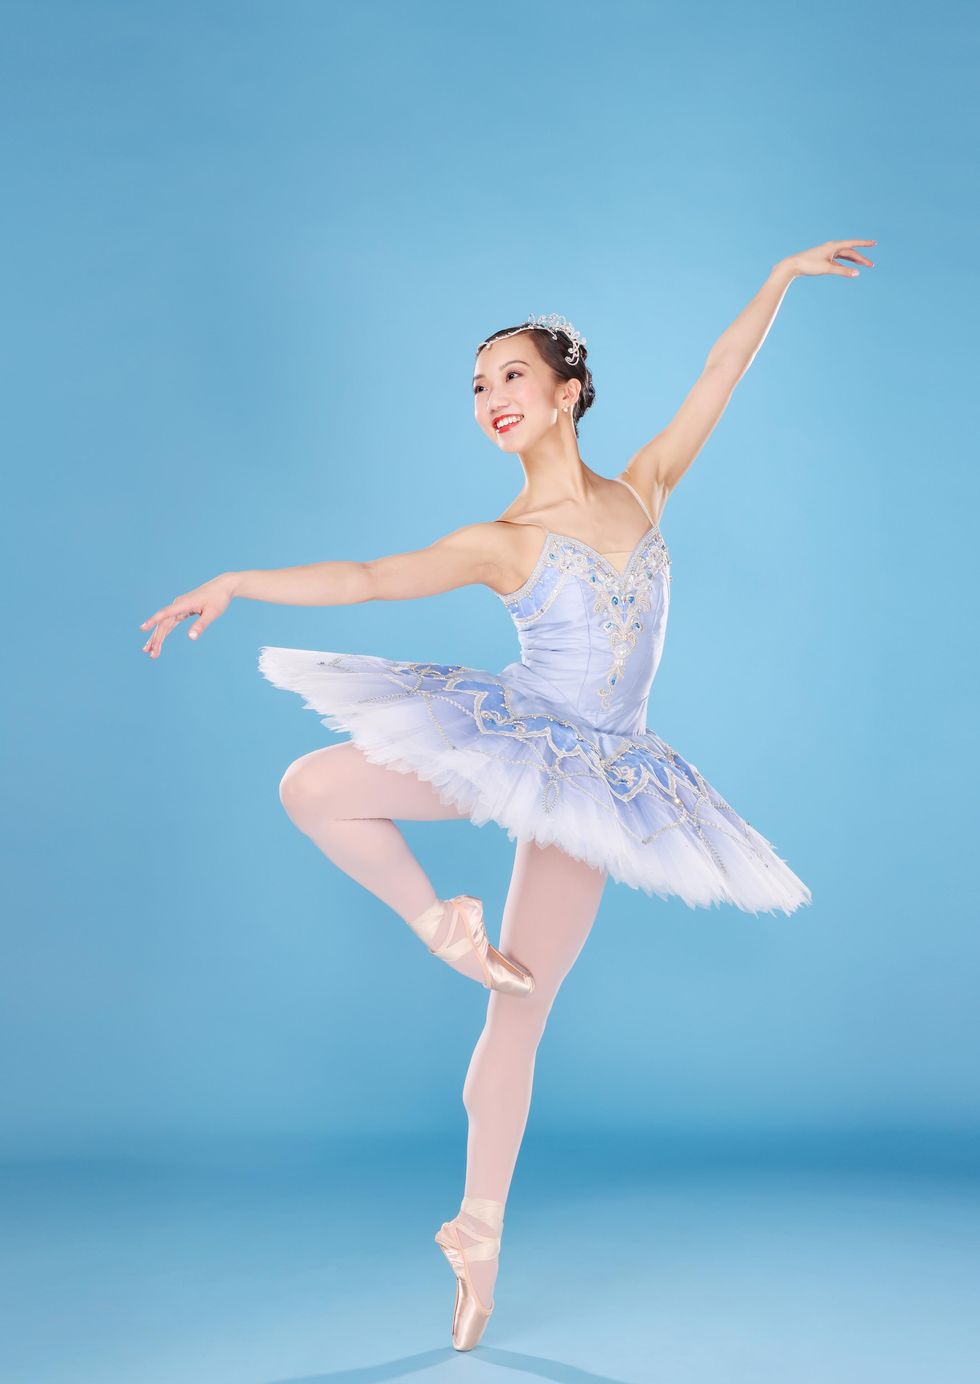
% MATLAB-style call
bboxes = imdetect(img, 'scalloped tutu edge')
[257,646,813,918]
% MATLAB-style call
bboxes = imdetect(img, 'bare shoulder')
[360,518,545,603]
[492,518,550,596]
[436,518,546,597]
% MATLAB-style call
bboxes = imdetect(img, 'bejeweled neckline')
[498,524,665,604]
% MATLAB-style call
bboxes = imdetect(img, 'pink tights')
[278,740,607,1303]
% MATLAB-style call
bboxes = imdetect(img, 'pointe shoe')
[434,1196,504,1351]
[407,895,535,996]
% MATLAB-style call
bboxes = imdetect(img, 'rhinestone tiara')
[476,312,587,367]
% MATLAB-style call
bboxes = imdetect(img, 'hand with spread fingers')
[139,573,236,659]
[784,238,877,279]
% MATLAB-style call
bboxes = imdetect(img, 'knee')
[462,1007,550,1108]
[468,999,553,1070]
[504,987,557,1035]
[278,751,334,824]
[493,984,557,1034]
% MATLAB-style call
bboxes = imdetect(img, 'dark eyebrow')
[472,358,529,383]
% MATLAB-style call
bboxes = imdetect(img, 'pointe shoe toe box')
[414,895,535,995]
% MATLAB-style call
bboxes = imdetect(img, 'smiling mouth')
[493,414,523,434]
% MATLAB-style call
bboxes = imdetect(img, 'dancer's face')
[472,333,573,451]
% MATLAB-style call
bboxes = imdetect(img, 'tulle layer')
[257,646,812,917]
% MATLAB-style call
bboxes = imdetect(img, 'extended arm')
[229,522,505,605]
[139,522,510,658]
[620,239,875,519]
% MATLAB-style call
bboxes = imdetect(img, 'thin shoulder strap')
[612,475,656,527]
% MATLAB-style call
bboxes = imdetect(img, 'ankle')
[458,1195,505,1239]
[406,897,448,947]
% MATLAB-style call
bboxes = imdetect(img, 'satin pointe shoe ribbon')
[407,896,535,995]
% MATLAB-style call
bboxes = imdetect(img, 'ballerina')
[139,238,874,1351]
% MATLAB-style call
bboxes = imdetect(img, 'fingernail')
[189,631,198,639]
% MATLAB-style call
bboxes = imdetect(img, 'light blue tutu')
[258,505,812,916]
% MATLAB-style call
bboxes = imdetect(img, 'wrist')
[219,570,246,598]
[771,257,800,284]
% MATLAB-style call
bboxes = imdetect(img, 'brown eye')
[473,370,520,395]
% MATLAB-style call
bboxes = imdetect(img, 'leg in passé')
[452,840,608,1306]
[277,740,490,983]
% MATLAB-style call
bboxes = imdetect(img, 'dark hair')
[475,324,596,434]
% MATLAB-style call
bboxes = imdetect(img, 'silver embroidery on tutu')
[257,522,812,915]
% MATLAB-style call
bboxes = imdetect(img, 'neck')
[513,422,595,507]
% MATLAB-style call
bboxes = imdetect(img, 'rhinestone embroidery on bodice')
[497,523,672,736]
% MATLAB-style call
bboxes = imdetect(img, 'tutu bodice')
[495,522,670,737]
[257,477,812,915]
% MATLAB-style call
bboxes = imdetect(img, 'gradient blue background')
[3,1,978,1380]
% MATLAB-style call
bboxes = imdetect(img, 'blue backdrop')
[3,0,976,1165]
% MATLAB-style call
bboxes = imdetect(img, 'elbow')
[703,355,744,386]
[350,561,380,604]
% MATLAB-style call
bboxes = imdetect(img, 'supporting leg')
[454,840,608,1305]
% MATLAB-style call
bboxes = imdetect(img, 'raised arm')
[139,521,513,659]
[619,240,876,520]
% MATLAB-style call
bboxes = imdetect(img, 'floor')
[2,1131,977,1383]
